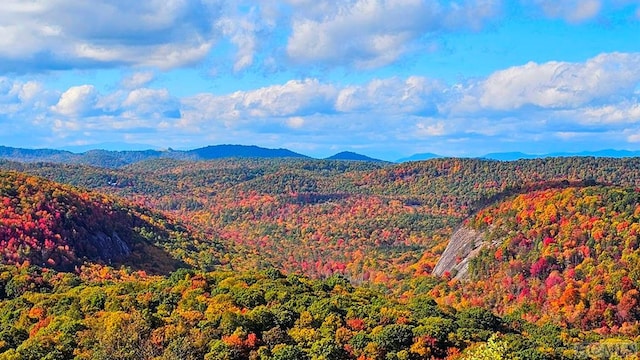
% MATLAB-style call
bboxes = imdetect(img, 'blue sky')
[1,0,640,160]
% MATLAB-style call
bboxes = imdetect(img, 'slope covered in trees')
[0,265,632,359]
[1,157,640,357]
[4,156,640,288]
[0,171,214,274]
[436,186,640,334]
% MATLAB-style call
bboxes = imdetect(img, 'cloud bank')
[0,52,637,158]
[3,0,622,74]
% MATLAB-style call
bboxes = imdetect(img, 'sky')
[1,1,640,161]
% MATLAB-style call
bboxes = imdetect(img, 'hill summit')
[0,171,192,273]
[325,151,385,162]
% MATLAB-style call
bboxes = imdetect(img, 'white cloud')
[580,102,640,124]
[416,120,447,137]
[0,0,634,78]
[182,78,338,128]
[216,3,278,72]
[336,76,444,114]
[16,81,43,103]
[74,42,213,70]
[121,72,155,89]
[218,16,258,71]
[240,78,337,117]
[0,0,223,71]
[5,50,640,157]
[476,53,640,111]
[628,134,640,142]
[286,0,501,68]
[123,88,171,108]
[122,87,180,119]
[51,85,97,116]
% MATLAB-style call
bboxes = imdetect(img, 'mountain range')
[2,144,640,168]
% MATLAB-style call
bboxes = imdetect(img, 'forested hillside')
[4,157,640,286]
[436,186,640,332]
[1,156,640,358]
[0,171,219,274]
[0,265,633,359]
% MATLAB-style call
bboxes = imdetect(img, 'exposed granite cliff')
[432,226,488,280]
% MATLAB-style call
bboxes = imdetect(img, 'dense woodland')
[1,156,640,358]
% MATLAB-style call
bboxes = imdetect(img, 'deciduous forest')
[1,155,640,359]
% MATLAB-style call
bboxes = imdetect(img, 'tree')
[461,334,508,360]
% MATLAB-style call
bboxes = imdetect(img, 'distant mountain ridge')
[0,144,310,168]
[398,149,640,162]
[0,145,388,167]
[188,145,309,159]
[2,145,640,168]
[324,151,385,162]
[396,152,442,162]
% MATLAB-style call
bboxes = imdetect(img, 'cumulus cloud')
[0,0,222,72]
[0,0,636,77]
[416,120,447,137]
[218,17,258,71]
[470,52,640,111]
[16,81,43,103]
[286,0,501,68]
[580,102,640,124]
[51,85,98,117]
[336,76,444,115]
[176,53,640,151]
[627,132,640,142]
[123,88,170,108]
[0,79,48,107]
[122,88,181,118]
[4,50,640,157]
[182,78,338,128]
[216,2,280,73]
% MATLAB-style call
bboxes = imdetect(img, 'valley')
[0,149,639,359]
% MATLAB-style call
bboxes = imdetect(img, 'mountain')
[481,149,640,161]
[0,146,77,163]
[1,154,640,357]
[0,171,199,273]
[396,152,442,162]
[187,144,309,159]
[2,154,640,356]
[0,144,309,168]
[325,151,385,162]
[3,144,640,168]
[398,149,640,162]
[7,155,640,285]
[78,149,173,168]
[433,185,640,330]
[549,149,640,158]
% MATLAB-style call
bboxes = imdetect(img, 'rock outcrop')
[432,226,487,280]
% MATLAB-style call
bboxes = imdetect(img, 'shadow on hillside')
[117,241,190,276]
[468,179,601,214]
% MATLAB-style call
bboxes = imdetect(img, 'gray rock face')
[432,226,487,280]
[89,231,131,262]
